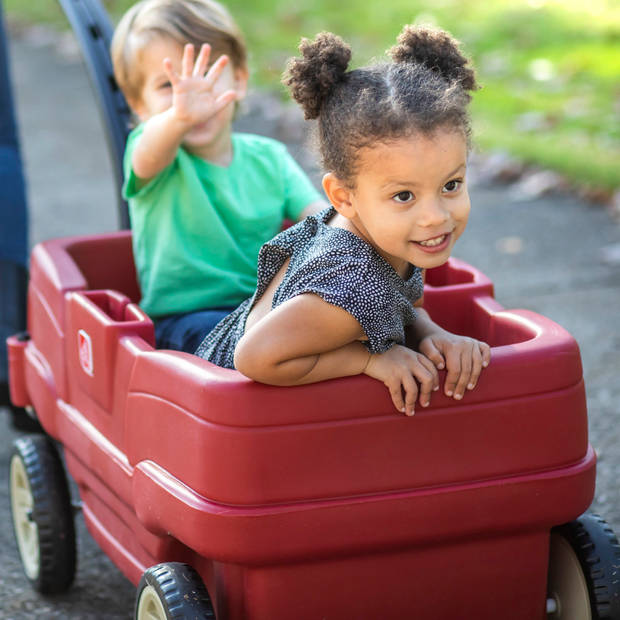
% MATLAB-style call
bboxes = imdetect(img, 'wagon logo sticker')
[78,329,94,376]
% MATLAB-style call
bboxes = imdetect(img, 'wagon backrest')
[63,231,141,302]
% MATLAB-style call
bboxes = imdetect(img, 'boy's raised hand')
[163,43,238,128]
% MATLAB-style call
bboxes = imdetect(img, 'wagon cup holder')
[65,289,154,410]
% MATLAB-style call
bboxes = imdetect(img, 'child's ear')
[128,96,147,123]
[233,66,249,100]
[322,173,356,218]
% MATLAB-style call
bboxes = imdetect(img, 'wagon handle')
[57,0,132,229]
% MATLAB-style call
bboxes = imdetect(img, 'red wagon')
[6,1,620,617]
[7,229,620,619]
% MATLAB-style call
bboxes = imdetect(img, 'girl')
[195,25,491,416]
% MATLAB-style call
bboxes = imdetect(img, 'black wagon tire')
[135,562,216,620]
[9,405,44,433]
[9,435,76,594]
[547,512,620,619]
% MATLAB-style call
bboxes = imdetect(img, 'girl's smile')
[324,129,470,275]
[412,232,453,252]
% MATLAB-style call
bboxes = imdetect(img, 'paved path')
[1,23,619,619]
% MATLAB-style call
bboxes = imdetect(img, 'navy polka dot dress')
[195,207,424,368]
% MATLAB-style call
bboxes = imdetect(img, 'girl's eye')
[393,191,414,203]
[158,81,172,90]
[443,179,463,193]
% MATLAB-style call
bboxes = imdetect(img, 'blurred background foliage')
[5,0,620,190]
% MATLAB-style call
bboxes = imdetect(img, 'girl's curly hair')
[283,25,478,186]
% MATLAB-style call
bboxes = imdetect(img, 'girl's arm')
[234,293,371,383]
[234,293,438,416]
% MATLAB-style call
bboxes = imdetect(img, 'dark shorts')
[153,306,236,354]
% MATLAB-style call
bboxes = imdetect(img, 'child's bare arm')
[132,44,238,180]
[234,294,368,382]
[131,108,194,180]
[234,293,438,416]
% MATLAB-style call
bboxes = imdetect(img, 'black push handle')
[58,0,132,229]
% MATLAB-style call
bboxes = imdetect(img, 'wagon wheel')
[135,562,216,619]
[9,435,76,594]
[8,404,43,433]
[547,513,620,619]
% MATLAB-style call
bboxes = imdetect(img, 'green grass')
[6,0,620,190]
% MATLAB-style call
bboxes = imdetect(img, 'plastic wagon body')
[7,231,594,619]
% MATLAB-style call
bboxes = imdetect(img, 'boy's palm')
[163,43,237,127]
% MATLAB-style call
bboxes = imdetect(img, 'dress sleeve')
[278,144,323,221]
[286,249,409,354]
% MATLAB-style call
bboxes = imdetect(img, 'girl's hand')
[418,332,491,401]
[364,344,439,417]
[163,43,238,129]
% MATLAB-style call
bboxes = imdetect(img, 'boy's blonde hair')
[111,0,247,105]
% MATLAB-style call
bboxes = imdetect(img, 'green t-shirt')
[123,128,322,317]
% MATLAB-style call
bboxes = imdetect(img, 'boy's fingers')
[163,58,180,86]
[212,90,237,113]
[193,43,211,77]
[204,54,230,89]
[182,43,194,77]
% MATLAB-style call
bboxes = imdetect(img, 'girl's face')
[131,36,247,152]
[325,129,470,276]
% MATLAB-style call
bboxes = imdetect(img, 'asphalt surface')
[1,23,619,619]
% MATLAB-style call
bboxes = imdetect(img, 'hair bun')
[283,32,351,120]
[389,25,477,91]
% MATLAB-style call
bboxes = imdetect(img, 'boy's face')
[131,36,247,149]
